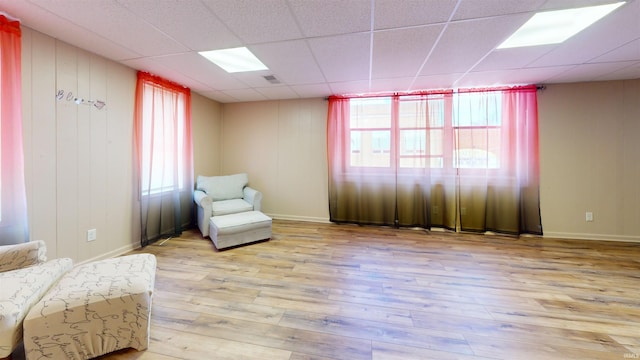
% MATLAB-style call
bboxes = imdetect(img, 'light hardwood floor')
[79,220,640,359]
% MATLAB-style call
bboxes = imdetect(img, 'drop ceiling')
[1,0,638,103]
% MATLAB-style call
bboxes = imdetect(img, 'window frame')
[344,92,508,175]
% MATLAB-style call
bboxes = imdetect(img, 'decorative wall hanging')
[56,90,106,110]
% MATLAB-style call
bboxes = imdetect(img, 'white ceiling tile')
[116,0,242,51]
[545,61,640,83]
[203,0,302,43]
[372,25,444,79]
[374,0,457,30]
[290,83,333,98]
[251,40,326,84]
[370,77,414,93]
[455,66,571,87]
[30,0,189,57]
[222,88,269,102]
[474,45,557,72]
[410,73,465,91]
[308,33,371,82]
[0,0,140,61]
[288,0,371,37]
[255,86,300,100]
[594,61,640,81]
[457,66,574,87]
[421,15,529,76]
[590,38,640,63]
[453,0,545,20]
[231,70,282,88]
[540,0,629,11]
[199,90,240,103]
[329,80,372,96]
[120,58,215,94]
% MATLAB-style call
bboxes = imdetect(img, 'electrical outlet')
[432,205,439,215]
[461,207,467,215]
[87,228,97,242]
[585,212,593,222]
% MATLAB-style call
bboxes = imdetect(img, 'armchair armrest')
[243,186,262,211]
[194,189,213,237]
[193,189,212,208]
[0,240,47,273]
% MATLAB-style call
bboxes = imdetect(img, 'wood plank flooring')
[32,220,640,359]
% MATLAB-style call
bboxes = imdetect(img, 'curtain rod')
[325,84,546,100]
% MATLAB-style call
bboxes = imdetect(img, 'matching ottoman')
[209,210,272,250]
[23,253,157,360]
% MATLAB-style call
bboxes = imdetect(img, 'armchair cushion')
[212,199,253,216]
[197,173,248,201]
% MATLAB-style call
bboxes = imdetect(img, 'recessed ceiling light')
[199,47,268,73]
[498,2,625,49]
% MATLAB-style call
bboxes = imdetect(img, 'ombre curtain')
[327,86,542,236]
[455,86,542,235]
[0,15,29,245]
[327,92,457,230]
[134,72,193,247]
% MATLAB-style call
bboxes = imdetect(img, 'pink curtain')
[134,72,193,246]
[327,91,457,229]
[327,86,542,235]
[455,85,541,234]
[0,15,29,245]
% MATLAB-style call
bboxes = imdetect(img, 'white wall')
[192,92,223,179]
[538,80,640,242]
[21,27,222,262]
[221,99,329,222]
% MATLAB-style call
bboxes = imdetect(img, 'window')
[349,98,391,168]
[347,94,448,170]
[398,95,446,169]
[346,91,504,171]
[139,83,187,195]
[136,77,190,196]
[134,71,193,246]
[453,91,502,169]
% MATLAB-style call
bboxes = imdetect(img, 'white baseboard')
[266,213,331,224]
[76,242,140,266]
[544,232,640,243]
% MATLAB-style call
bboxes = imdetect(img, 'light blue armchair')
[193,173,262,237]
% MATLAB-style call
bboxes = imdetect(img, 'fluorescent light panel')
[498,2,625,49]
[199,47,268,73]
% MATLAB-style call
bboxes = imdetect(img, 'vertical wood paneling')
[76,49,92,258]
[222,101,279,194]
[28,31,59,257]
[88,53,108,259]
[275,99,328,220]
[104,62,136,252]
[21,28,33,241]
[192,92,222,178]
[22,28,139,263]
[55,41,79,260]
[620,80,640,235]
